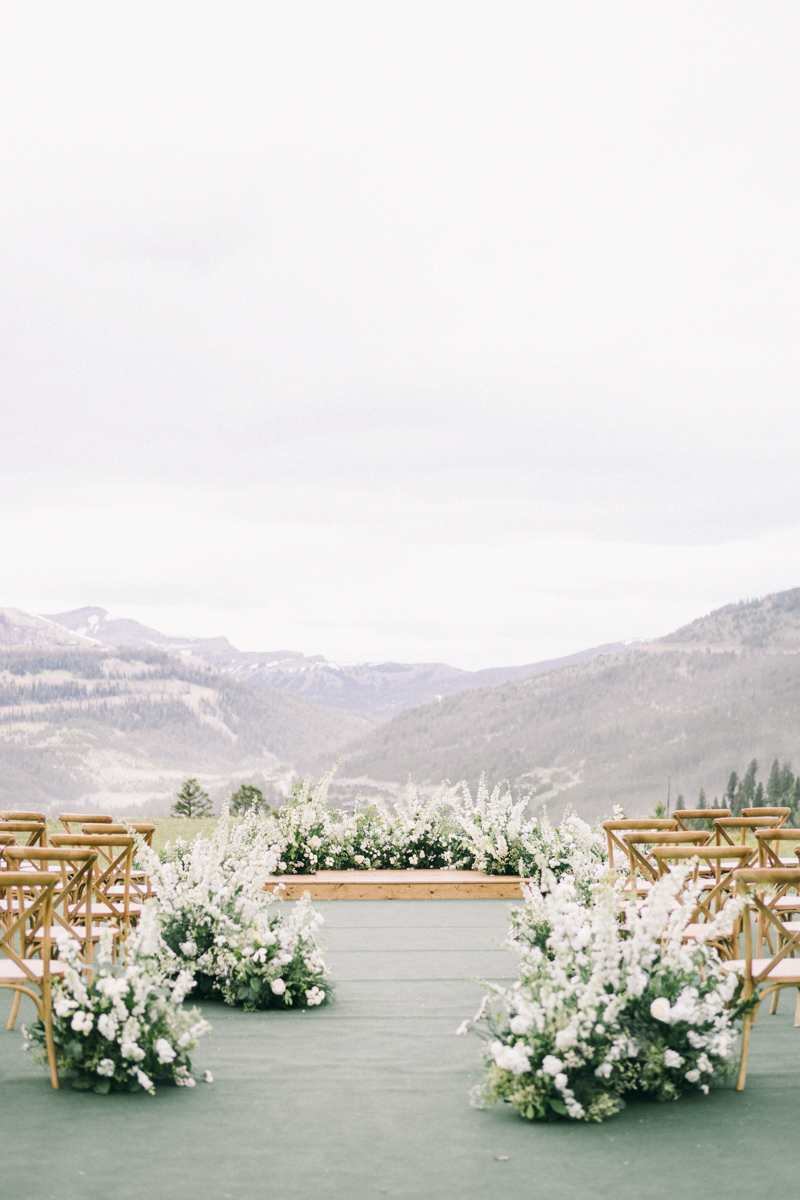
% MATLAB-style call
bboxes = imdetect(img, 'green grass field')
[45,817,218,853]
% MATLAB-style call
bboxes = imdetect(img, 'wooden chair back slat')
[58,813,113,834]
[741,807,791,827]
[601,819,678,873]
[713,816,782,846]
[673,808,731,830]
[0,820,46,847]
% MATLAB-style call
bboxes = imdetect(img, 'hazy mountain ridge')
[46,606,629,717]
[308,587,800,822]
[0,634,373,813]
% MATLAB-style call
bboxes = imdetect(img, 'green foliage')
[172,778,213,818]
[230,783,271,816]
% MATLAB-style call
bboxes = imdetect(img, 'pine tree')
[697,787,706,807]
[792,778,800,823]
[767,759,782,803]
[753,781,765,806]
[172,777,213,818]
[779,760,795,799]
[230,783,270,816]
[725,772,738,807]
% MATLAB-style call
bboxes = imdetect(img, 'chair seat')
[32,924,116,940]
[721,958,800,982]
[68,901,142,916]
[682,923,732,942]
[0,958,67,980]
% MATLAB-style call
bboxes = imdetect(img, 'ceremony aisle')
[1,899,798,1200]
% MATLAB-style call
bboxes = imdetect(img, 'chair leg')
[736,1012,753,1091]
[770,987,780,1015]
[6,989,21,1030]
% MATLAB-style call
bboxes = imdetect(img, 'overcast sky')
[2,2,800,669]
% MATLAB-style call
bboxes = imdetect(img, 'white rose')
[71,1010,94,1035]
[685,1068,701,1083]
[270,978,286,995]
[650,997,671,1023]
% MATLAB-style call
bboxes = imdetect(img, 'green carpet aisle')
[1,899,798,1200]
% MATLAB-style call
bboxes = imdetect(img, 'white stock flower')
[490,1040,531,1076]
[97,1013,119,1040]
[455,1020,470,1036]
[541,1055,564,1077]
[154,1038,177,1064]
[684,1069,701,1083]
[71,1010,94,1035]
[664,1049,684,1068]
[509,1014,533,1035]
[121,1041,146,1062]
[96,1059,116,1077]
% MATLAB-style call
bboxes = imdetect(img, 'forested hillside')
[311,589,800,822]
[0,644,372,813]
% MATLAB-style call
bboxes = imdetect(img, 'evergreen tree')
[779,760,795,799]
[725,771,738,808]
[742,759,758,802]
[767,759,782,803]
[753,781,765,806]
[172,777,213,818]
[792,778,800,823]
[697,787,706,807]
[230,783,270,816]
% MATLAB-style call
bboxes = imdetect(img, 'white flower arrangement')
[137,808,330,1010]
[25,915,210,1094]
[461,868,745,1122]
[259,766,606,886]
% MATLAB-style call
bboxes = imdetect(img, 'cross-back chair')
[0,820,47,847]
[673,808,731,830]
[50,833,138,942]
[2,846,98,1032]
[713,816,782,846]
[652,844,753,956]
[58,813,113,834]
[723,867,800,1089]
[83,823,156,898]
[602,819,678,886]
[0,871,62,1087]
[622,830,711,891]
[741,806,791,827]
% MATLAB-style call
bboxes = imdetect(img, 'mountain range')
[306,588,800,821]
[44,606,628,718]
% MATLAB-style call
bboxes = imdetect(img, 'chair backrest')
[622,830,711,884]
[0,820,46,847]
[0,810,47,823]
[3,847,97,961]
[602,819,678,871]
[50,834,135,931]
[58,813,113,834]
[741,807,791,827]
[733,867,800,985]
[713,816,781,846]
[673,808,731,830]
[0,872,57,975]
[754,828,800,867]
[82,822,156,847]
[653,845,754,923]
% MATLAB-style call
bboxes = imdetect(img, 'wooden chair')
[0,871,63,1087]
[713,816,782,846]
[0,811,47,823]
[50,833,138,943]
[83,824,156,899]
[2,846,98,1032]
[602,819,678,886]
[673,808,731,830]
[741,806,791,827]
[58,813,113,834]
[0,821,47,847]
[755,828,800,868]
[723,867,800,1089]
[652,845,753,956]
[622,830,711,891]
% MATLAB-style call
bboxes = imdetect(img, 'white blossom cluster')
[137,810,330,1010]
[24,914,211,1094]
[461,868,744,1122]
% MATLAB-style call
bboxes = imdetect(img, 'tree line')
[676,757,800,822]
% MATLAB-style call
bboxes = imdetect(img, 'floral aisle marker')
[138,806,331,1010]
[458,868,745,1122]
[25,912,211,1094]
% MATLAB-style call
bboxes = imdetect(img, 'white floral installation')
[24,910,211,1094]
[458,867,746,1122]
[137,806,330,1010]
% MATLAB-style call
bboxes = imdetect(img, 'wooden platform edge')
[264,874,526,900]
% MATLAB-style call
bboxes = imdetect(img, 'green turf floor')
[2,899,799,1200]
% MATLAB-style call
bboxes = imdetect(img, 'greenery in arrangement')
[25,916,211,1094]
[139,809,330,1010]
[172,777,214,819]
[460,867,744,1123]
